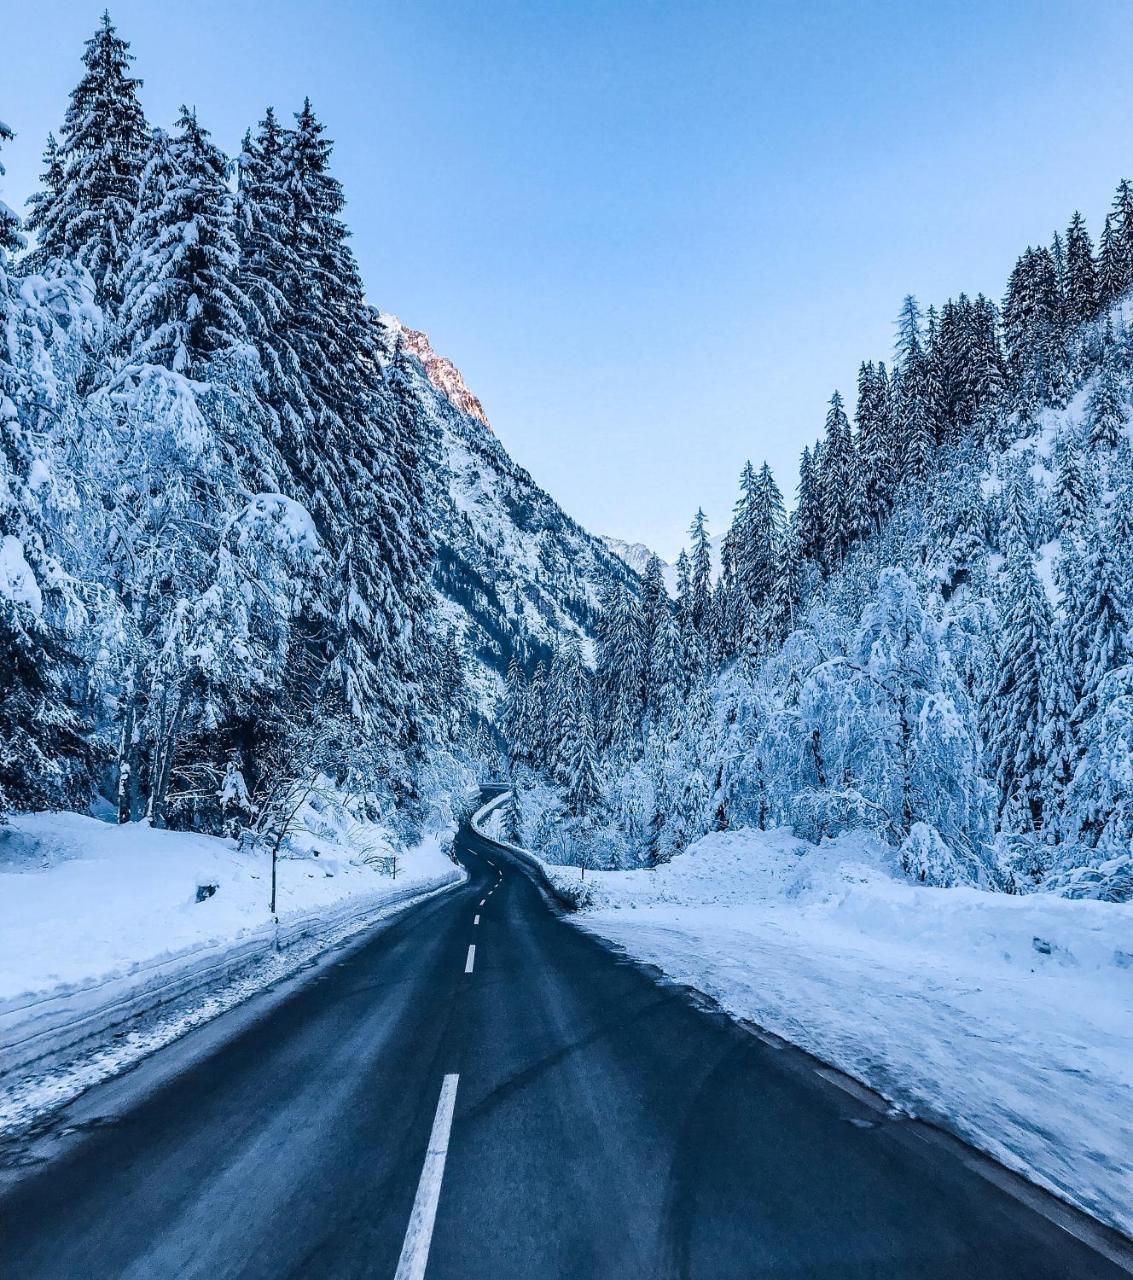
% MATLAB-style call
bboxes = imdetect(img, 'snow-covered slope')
[553,825,1133,1237]
[380,315,639,704]
[599,535,660,579]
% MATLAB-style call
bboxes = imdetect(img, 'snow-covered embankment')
[522,820,1133,1238]
[0,809,465,1130]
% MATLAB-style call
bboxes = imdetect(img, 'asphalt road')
[2,788,1130,1279]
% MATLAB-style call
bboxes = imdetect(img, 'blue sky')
[5,1,1133,558]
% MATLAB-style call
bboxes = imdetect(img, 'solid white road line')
[465,944,476,974]
[393,1074,459,1280]
[474,914,480,925]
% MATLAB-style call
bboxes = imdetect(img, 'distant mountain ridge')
[380,316,639,705]
[600,533,724,595]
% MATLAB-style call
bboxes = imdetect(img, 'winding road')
[2,788,1130,1279]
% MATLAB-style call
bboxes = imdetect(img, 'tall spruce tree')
[25,13,149,298]
[1098,213,1125,307]
[987,547,1052,830]
[688,509,712,631]
[596,579,646,758]
[794,444,824,562]
[566,689,602,816]
[1065,211,1098,326]
[119,109,256,374]
[638,552,668,660]
[820,391,858,566]
[235,106,310,424]
[1002,246,1066,410]
[1086,330,1126,450]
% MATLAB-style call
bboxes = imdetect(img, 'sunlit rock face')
[392,317,493,431]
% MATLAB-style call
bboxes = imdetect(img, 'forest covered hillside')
[501,187,1133,905]
[0,15,638,843]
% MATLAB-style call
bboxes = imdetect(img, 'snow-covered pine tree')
[1003,246,1068,412]
[1085,330,1127,450]
[503,656,530,764]
[355,335,438,757]
[119,108,256,374]
[503,771,524,844]
[723,460,758,642]
[1069,508,1132,743]
[1054,436,1090,535]
[25,13,149,298]
[765,522,804,645]
[526,660,548,764]
[1065,211,1098,327]
[22,134,64,268]
[855,361,892,530]
[1108,178,1133,298]
[546,640,585,783]
[1097,213,1124,308]
[794,444,824,563]
[595,579,645,759]
[638,552,668,660]
[646,601,684,742]
[986,546,1052,831]
[688,508,712,631]
[235,106,310,423]
[673,548,692,629]
[1041,555,1079,847]
[820,391,858,567]
[566,688,602,816]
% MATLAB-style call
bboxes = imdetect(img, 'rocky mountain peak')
[387,315,492,431]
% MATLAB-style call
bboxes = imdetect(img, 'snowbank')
[0,809,464,1102]
[562,826,1133,1237]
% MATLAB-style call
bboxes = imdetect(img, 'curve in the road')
[2,787,1131,1280]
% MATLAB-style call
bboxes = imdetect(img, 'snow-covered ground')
[0,805,464,1131]
[542,826,1133,1237]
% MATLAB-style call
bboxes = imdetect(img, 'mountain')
[600,533,724,595]
[395,321,492,431]
[380,316,639,708]
[599,536,660,579]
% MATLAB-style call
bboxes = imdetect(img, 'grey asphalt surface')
[1,787,1129,1279]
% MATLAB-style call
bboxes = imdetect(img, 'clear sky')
[5,1,1133,559]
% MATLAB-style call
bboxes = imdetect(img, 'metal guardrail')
[0,871,462,1082]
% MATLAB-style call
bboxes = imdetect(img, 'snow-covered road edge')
[0,866,464,1135]
[480,812,1133,1250]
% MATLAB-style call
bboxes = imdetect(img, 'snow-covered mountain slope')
[379,316,638,705]
[395,320,492,430]
[601,532,723,595]
[599,535,659,578]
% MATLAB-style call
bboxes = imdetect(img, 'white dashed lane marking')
[393,1074,459,1280]
[474,914,480,925]
[464,945,476,974]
